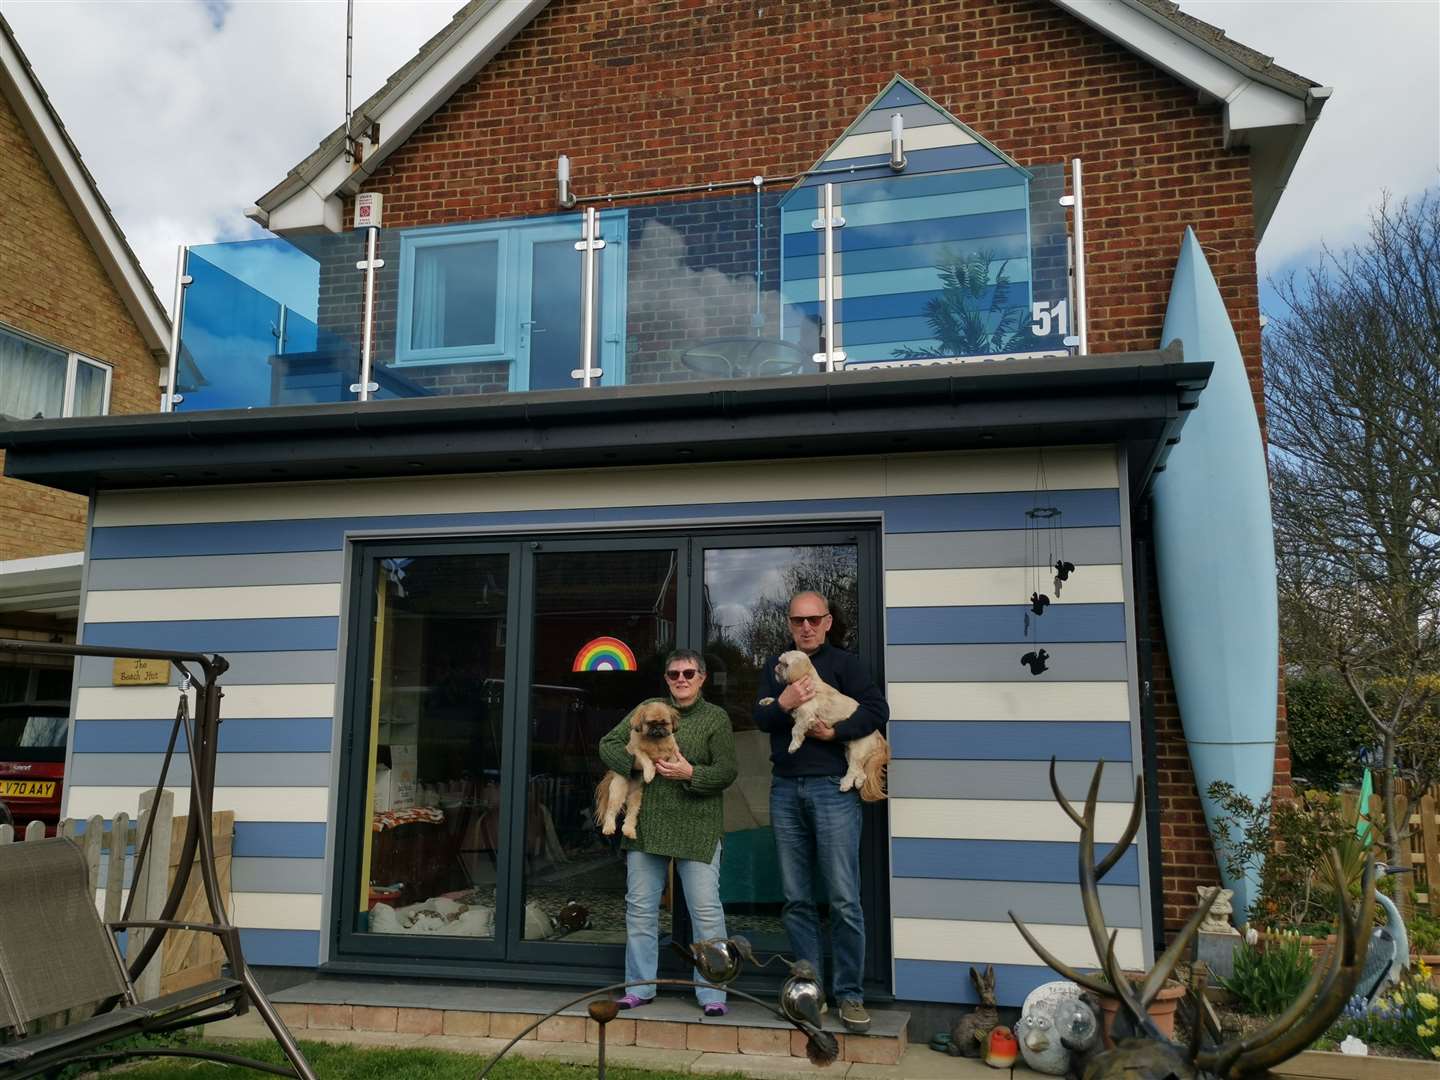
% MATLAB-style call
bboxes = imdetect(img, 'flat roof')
[0,344,1209,501]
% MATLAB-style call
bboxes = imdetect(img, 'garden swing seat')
[0,638,316,1080]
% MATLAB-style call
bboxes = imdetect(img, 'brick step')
[269,978,909,1065]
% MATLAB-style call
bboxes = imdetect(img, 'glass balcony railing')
[171,164,1075,412]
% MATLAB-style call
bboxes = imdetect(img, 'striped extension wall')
[68,446,1151,1001]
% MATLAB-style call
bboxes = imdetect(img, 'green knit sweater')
[597,695,737,863]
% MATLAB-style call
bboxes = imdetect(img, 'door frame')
[513,213,628,392]
[330,522,888,991]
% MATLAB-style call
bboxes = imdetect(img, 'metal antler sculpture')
[475,936,839,1080]
[1009,759,1376,1080]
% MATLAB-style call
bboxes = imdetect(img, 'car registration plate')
[0,780,55,798]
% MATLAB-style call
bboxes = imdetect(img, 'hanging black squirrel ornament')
[1020,649,1050,676]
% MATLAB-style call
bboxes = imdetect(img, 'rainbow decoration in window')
[572,636,637,673]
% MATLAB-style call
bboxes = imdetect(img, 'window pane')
[358,553,510,940]
[71,360,108,417]
[0,328,66,419]
[523,549,679,945]
[410,242,499,351]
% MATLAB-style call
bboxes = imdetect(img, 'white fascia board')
[1050,0,1307,134]
[264,0,551,235]
[260,186,346,236]
[0,36,169,356]
[0,551,83,614]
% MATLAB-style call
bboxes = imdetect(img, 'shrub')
[1207,782,1382,928]
[1221,931,1316,1016]
[1284,674,1369,791]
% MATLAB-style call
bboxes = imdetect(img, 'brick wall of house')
[0,87,160,560]
[345,0,1278,932]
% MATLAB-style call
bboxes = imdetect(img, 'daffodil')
[1433,1046,1440,1060]
[1419,992,1438,1012]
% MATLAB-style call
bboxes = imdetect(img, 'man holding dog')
[753,590,889,1032]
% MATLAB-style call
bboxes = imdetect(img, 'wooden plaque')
[111,658,170,686]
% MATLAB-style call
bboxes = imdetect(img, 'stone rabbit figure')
[948,965,1000,1057]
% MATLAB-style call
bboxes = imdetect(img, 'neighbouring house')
[0,14,169,827]
[0,0,1324,1028]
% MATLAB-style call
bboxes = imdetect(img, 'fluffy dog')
[594,701,680,839]
[765,650,889,801]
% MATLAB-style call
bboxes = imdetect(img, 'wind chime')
[1021,451,1078,676]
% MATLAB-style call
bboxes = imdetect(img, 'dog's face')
[632,701,679,741]
[774,650,815,687]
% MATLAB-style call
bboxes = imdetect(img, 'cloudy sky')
[4,0,1437,314]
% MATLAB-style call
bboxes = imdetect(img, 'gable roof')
[0,14,170,358]
[252,0,1329,241]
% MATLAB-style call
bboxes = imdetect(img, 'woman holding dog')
[598,648,738,1016]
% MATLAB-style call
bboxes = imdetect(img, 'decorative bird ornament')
[1356,865,1411,1004]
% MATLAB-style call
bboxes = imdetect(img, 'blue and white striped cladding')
[75,447,1146,998]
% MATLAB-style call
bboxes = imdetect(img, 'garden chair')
[0,836,309,1078]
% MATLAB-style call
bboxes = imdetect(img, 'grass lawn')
[86,1039,736,1080]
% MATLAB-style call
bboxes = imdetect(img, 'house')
[0,13,169,825]
[0,0,1323,1028]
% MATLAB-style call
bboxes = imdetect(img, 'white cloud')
[2,0,1434,314]
[3,0,458,304]
[1176,0,1439,274]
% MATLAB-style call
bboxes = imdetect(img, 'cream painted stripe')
[890,798,1138,843]
[75,684,334,720]
[893,919,1145,969]
[888,682,1129,723]
[886,565,1123,607]
[93,448,1118,527]
[65,785,330,822]
[881,447,1117,496]
[832,123,975,160]
[84,584,341,623]
[232,891,324,931]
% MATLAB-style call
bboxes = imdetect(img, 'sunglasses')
[788,614,830,627]
[665,668,700,682]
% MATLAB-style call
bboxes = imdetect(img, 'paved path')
[203,1013,1018,1078]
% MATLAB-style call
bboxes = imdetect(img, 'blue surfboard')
[1153,228,1278,918]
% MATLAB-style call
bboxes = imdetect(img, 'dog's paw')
[601,821,617,836]
[839,776,856,792]
[787,739,803,753]
[622,824,638,840]
[758,697,776,706]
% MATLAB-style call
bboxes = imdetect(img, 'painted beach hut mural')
[779,77,1072,367]
[0,0,1321,1037]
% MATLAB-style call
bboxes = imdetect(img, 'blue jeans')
[624,843,727,1005]
[770,775,865,1003]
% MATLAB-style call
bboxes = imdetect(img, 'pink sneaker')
[616,994,653,1010]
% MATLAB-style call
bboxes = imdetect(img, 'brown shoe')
[839,999,870,1033]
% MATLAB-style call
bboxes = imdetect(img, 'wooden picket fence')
[0,789,235,1000]
[1340,778,1440,920]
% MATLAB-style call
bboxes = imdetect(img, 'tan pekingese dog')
[594,701,681,839]
[766,650,889,802]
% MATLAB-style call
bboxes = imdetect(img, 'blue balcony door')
[515,218,627,391]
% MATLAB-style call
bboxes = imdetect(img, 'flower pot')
[1095,977,1187,1048]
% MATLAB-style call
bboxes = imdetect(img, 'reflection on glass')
[701,544,859,952]
[359,553,509,939]
[523,549,678,944]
